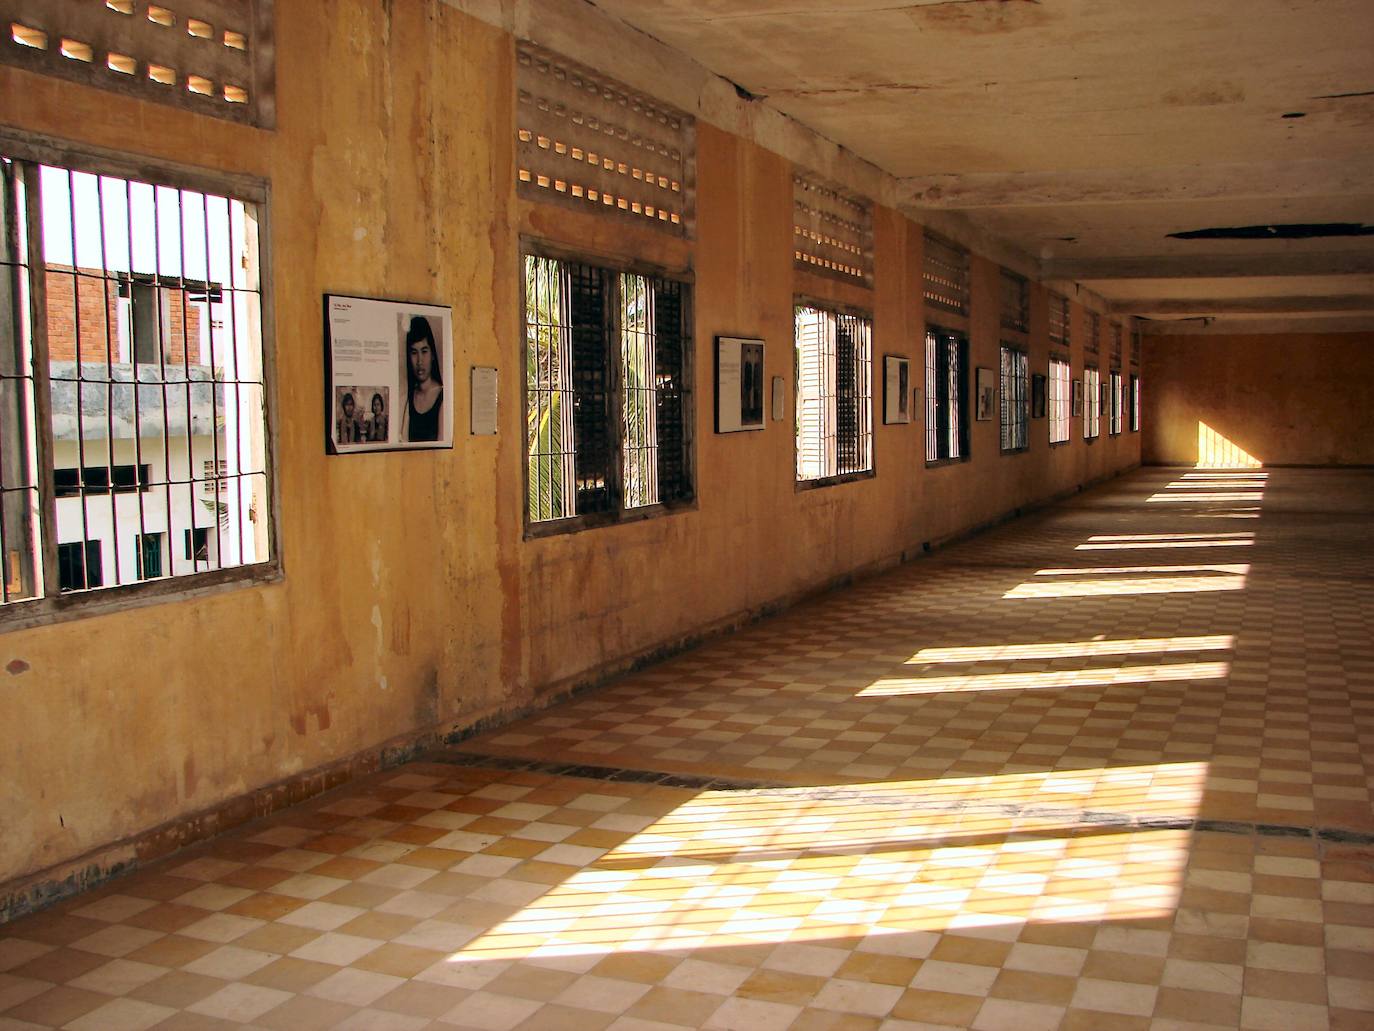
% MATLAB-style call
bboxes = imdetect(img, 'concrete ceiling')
[591,0,1374,331]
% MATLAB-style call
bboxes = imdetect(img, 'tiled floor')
[4,467,1373,1030]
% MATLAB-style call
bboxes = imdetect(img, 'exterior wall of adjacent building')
[0,1,1140,909]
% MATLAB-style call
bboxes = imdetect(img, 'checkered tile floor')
[3,467,1372,1029]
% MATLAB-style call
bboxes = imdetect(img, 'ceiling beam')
[1140,315,1374,336]
[1043,252,1374,281]
[1110,295,1374,316]
[901,159,1374,209]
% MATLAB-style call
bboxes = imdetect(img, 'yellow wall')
[0,2,1139,898]
[1142,331,1374,466]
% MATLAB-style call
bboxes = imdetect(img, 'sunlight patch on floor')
[446,765,1206,962]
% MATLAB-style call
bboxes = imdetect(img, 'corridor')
[2,468,1372,1030]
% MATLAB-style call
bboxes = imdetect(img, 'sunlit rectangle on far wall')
[1004,575,1246,599]
[863,661,1228,697]
[1197,423,1263,468]
[905,634,1234,665]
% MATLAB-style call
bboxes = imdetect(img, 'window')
[924,327,968,463]
[999,345,1028,452]
[1048,357,1071,445]
[1130,373,1141,432]
[185,526,210,562]
[1083,366,1101,440]
[0,144,274,615]
[136,531,163,579]
[1109,370,1124,436]
[54,464,150,497]
[1085,312,1101,356]
[523,252,692,528]
[796,305,873,482]
[57,540,101,591]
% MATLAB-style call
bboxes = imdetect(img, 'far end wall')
[1142,331,1374,467]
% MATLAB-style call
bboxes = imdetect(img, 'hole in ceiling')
[1168,223,1374,241]
[1281,111,1306,118]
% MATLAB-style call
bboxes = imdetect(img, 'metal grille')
[1048,357,1071,445]
[999,269,1028,334]
[567,262,613,515]
[924,327,965,463]
[796,305,871,481]
[1085,311,1101,354]
[1131,327,1142,366]
[524,253,692,526]
[516,43,693,235]
[651,278,690,504]
[1084,366,1101,439]
[0,152,270,608]
[2,0,274,127]
[523,255,576,522]
[793,173,873,284]
[1049,293,1070,347]
[999,345,1028,452]
[923,232,968,316]
[1111,321,1123,365]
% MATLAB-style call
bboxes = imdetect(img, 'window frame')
[520,238,696,539]
[794,297,875,489]
[0,131,281,632]
[924,324,969,467]
[1129,373,1141,433]
[1108,369,1124,436]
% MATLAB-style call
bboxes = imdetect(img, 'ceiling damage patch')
[1168,223,1374,241]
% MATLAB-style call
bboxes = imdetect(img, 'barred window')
[1083,366,1101,440]
[1130,373,1141,432]
[1085,311,1101,355]
[1111,321,1124,364]
[523,253,692,529]
[999,345,1028,452]
[1049,293,1070,347]
[924,327,967,463]
[1131,327,1142,366]
[1048,357,1071,445]
[923,232,968,316]
[999,269,1028,334]
[795,305,872,483]
[0,147,273,616]
[1109,370,1123,436]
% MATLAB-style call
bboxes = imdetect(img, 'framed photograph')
[716,336,765,433]
[1031,373,1046,419]
[325,294,453,453]
[883,355,911,425]
[1072,379,1084,417]
[975,366,995,421]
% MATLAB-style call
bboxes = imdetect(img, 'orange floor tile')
[3,467,1372,1029]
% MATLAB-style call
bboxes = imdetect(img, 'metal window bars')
[0,150,271,609]
[1048,357,1071,444]
[796,305,872,481]
[999,345,1028,452]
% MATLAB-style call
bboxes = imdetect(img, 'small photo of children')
[335,386,390,445]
